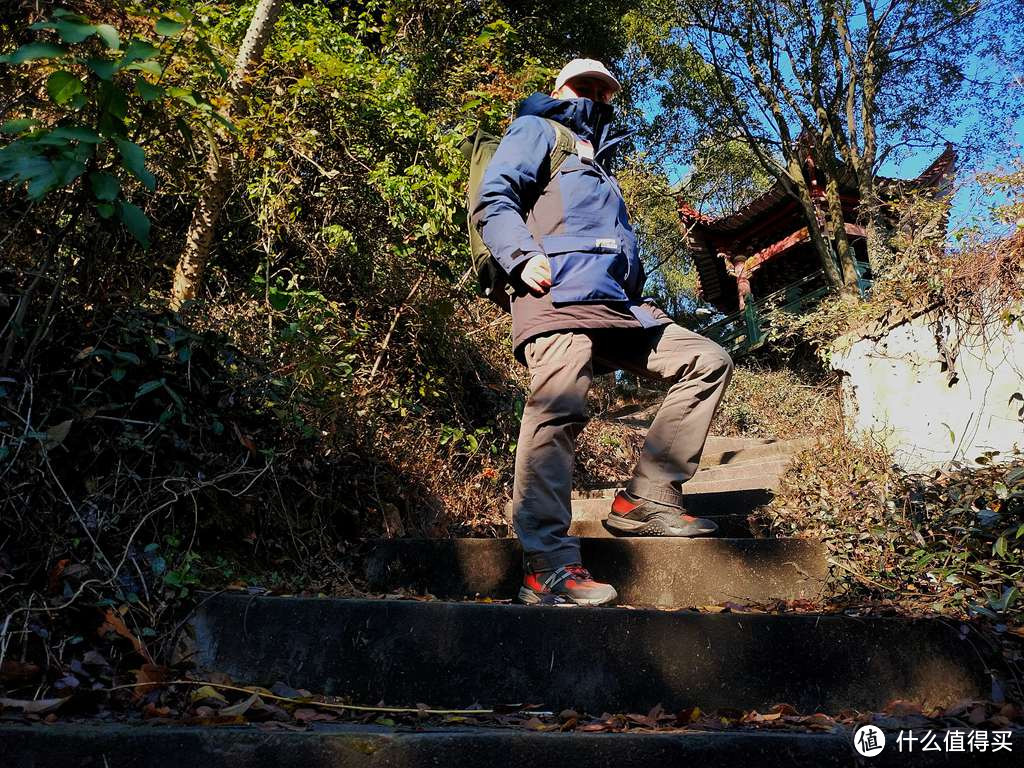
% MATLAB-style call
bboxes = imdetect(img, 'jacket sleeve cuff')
[496,244,544,277]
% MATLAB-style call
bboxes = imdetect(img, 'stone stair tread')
[10,723,1018,767]
[699,437,812,468]
[188,594,994,714]
[362,537,827,607]
[691,460,790,484]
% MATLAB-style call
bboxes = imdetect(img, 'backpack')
[462,118,577,311]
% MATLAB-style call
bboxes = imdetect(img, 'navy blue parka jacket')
[471,93,657,319]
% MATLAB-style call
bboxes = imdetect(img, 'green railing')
[697,270,832,356]
[855,259,873,298]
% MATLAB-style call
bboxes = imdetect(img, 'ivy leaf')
[134,379,163,398]
[46,71,84,105]
[94,202,115,218]
[135,79,164,102]
[51,156,88,187]
[85,57,117,80]
[116,200,150,248]
[89,171,120,201]
[31,20,98,44]
[111,367,127,382]
[100,82,128,120]
[166,86,198,107]
[24,161,59,200]
[114,138,156,190]
[1,118,41,134]
[155,17,186,37]
[0,42,68,64]
[50,125,102,143]
[95,24,121,50]
[267,286,290,311]
[122,60,163,77]
[122,40,160,62]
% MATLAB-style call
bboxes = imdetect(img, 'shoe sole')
[517,586,618,607]
[604,513,718,537]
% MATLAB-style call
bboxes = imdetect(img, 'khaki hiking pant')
[512,324,734,572]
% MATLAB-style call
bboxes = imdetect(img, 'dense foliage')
[0,0,647,687]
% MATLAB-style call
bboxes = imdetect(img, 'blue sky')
[633,15,1024,240]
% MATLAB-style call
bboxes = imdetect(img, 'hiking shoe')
[606,491,719,537]
[518,564,618,606]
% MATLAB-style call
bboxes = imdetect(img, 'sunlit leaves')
[0,42,68,64]
[46,71,85,105]
[155,17,186,37]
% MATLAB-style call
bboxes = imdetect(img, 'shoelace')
[542,564,593,589]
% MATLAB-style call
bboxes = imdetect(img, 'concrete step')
[691,457,791,484]
[8,723,1021,768]
[363,538,826,606]
[189,594,994,714]
[10,724,1022,768]
[699,437,812,469]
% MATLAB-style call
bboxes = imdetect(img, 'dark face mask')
[566,97,615,140]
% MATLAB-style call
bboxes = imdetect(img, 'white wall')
[830,308,1024,471]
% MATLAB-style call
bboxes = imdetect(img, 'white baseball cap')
[554,58,621,94]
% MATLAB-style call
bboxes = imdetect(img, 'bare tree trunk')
[823,176,859,288]
[170,0,285,310]
[781,158,844,290]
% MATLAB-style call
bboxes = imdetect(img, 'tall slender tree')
[170,0,285,309]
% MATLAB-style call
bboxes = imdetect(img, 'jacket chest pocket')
[541,234,630,304]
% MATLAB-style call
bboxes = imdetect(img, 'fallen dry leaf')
[220,693,261,717]
[294,708,337,723]
[676,706,702,724]
[189,685,229,707]
[883,699,922,716]
[131,664,168,700]
[98,608,151,663]
[0,697,67,714]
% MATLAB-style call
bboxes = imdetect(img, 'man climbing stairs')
[7,434,1019,766]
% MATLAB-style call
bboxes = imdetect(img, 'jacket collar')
[516,92,625,153]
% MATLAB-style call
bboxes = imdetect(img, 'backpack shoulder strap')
[542,118,577,177]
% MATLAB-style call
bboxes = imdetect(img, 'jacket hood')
[516,92,619,150]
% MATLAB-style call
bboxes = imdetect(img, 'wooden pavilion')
[680,146,957,353]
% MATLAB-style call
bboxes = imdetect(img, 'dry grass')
[710,361,843,439]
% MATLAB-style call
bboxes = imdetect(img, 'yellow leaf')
[189,685,229,706]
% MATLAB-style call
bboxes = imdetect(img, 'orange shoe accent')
[611,492,636,515]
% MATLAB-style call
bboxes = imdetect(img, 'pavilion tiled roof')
[679,144,957,234]
[680,145,957,309]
